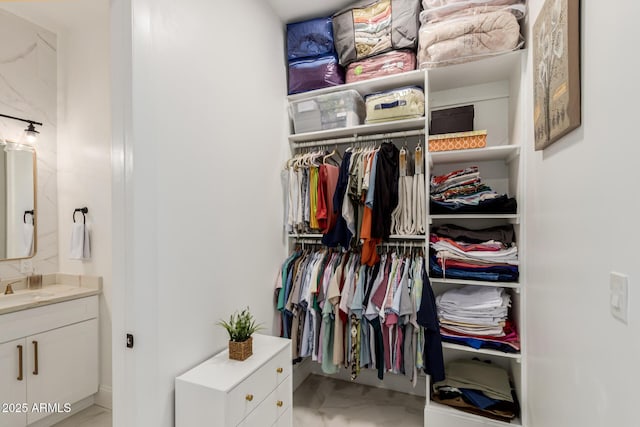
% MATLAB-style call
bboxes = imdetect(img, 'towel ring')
[24,210,34,225]
[73,207,89,224]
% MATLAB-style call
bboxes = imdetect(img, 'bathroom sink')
[0,285,88,311]
[0,292,41,308]
[0,275,101,315]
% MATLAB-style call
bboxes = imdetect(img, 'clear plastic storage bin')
[290,90,365,134]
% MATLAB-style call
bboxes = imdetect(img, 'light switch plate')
[610,272,629,324]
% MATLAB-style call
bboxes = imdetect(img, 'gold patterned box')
[428,130,487,152]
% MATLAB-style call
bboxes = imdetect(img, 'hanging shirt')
[318,164,340,234]
[323,153,353,248]
[416,262,445,382]
[309,166,319,230]
[371,143,399,240]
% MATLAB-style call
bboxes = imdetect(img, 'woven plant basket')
[228,337,253,361]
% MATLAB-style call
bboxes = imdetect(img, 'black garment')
[323,152,354,249]
[369,316,385,380]
[362,261,381,310]
[432,223,516,246]
[371,143,399,240]
[416,264,445,382]
[430,195,517,215]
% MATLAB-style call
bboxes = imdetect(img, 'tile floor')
[52,376,423,426]
[293,375,424,427]
[52,405,111,427]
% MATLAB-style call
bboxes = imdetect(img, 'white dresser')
[175,334,292,427]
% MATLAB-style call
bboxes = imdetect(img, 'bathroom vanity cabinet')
[0,295,98,426]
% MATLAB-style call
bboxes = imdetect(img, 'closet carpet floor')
[294,374,423,427]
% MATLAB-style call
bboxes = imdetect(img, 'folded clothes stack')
[430,166,517,214]
[429,223,519,282]
[433,359,518,422]
[436,285,520,353]
[353,0,393,59]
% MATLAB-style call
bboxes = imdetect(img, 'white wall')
[0,9,58,276]
[525,1,640,426]
[55,0,112,407]
[112,0,288,425]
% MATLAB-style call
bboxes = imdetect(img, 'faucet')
[3,281,21,295]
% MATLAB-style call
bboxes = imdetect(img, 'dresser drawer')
[240,375,292,427]
[271,344,291,386]
[227,346,291,425]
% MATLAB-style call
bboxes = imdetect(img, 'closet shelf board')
[429,214,520,223]
[388,234,426,240]
[429,145,520,165]
[289,117,426,143]
[427,51,522,93]
[289,233,323,239]
[287,70,425,102]
[441,342,522,361]
[426,401,522,427]
[430,278,521,290]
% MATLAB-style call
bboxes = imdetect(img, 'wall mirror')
[0,147,36,259]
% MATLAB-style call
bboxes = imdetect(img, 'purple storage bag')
[288,54,345,95]
[287,17,335,61]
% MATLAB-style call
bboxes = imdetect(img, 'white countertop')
[0,273,102,315]
[176,334,290,392]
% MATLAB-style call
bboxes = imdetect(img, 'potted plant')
[217,307,262,361]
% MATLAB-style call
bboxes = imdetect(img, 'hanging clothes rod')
[291,237,425,249]
[293,129,425,150]
[380,241,426,249]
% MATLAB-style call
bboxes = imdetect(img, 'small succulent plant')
[217,307,262,342]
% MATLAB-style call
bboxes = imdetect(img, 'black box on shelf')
[430,105,474,135]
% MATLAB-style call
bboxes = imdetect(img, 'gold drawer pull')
[32,341,39,375]
[276,400,283,407]
[276,367,283,373]
[17,345,23,381]
[245,394,254,402]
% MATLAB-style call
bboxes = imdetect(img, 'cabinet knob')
[276,367,283,373]
[245,394,254,402]
[276,400,283,407]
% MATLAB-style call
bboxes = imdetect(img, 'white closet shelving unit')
[284,50,526,427]
[424,51,527,427]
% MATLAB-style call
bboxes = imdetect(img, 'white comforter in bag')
[418,7,522,68]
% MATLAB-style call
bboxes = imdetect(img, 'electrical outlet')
[20,259,33,274]
[610,272,629,324]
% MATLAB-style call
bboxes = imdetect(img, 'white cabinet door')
[26,319,98,424]
[0,338,27,427]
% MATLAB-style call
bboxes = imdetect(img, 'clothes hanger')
[323,148,337,165]
[415,140,424,175]
[399,146,407,178]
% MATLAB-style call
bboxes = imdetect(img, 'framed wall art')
[533,0,581,150]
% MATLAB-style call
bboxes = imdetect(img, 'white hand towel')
[22,222,34,257]
[70,223,91,260]
[82,224,91,259]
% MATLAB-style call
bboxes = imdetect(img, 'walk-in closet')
[274,1,529,424]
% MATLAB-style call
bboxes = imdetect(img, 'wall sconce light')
[0,113,43,143]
